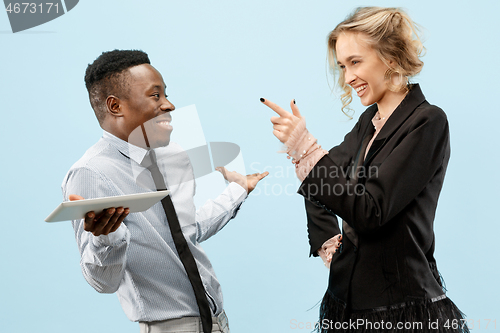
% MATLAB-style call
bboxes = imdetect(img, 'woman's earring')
[385,68,408,93]
[384,68,395,81]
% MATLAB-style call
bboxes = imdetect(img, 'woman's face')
[335,32,393,107]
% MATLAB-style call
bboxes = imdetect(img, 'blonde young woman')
[261,7,468,332]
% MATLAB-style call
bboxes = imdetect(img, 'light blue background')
[1,0,499,332]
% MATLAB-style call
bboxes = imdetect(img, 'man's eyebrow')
[148,84,167,92]
[337,55,361,65]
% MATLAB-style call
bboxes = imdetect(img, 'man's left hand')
[216,167,269,194]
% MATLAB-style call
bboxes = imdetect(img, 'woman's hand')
[318,234,342,269]
[261,98,303,143]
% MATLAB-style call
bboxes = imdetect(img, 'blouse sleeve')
[282,118,328,181]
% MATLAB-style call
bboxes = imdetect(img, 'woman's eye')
[153,93,160,98]
[339,65,345,70]
[352,60,359,65]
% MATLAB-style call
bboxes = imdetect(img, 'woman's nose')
[345,69,356,86]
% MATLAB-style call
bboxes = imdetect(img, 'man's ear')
[106,95,124,117]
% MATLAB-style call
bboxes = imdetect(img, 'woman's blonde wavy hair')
[327,7,425,117]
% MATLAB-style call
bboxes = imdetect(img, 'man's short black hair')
[85,49,151,124]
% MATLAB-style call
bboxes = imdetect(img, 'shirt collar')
[102,130,149,166]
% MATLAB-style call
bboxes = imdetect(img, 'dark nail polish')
[293,99,296,104]
[260,98,265,102]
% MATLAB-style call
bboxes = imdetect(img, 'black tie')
[142,149,212,333]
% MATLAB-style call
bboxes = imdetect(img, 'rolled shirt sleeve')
[63,166,131,294]
[195,182,247,243]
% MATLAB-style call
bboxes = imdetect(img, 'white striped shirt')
[61,131,247,322]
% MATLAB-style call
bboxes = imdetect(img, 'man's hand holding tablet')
[69,194,130,236]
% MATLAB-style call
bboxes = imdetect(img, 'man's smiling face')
[119,64,175,148]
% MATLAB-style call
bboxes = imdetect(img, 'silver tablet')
[45,190,170,223]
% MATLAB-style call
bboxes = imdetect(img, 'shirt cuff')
[227,181,248,204]
[283,118,310,160]
[92,223,129,247]
[295,148,329,182]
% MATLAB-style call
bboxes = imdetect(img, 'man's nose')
[161,98,175,112]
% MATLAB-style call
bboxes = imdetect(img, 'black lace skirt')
[316,290,469,332]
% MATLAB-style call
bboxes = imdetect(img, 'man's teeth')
[158,121,170,125]
[356,85,367,92]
